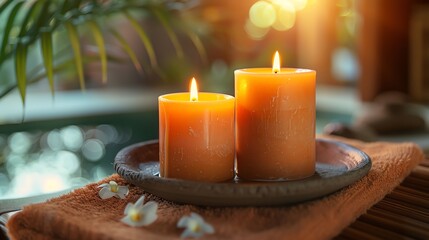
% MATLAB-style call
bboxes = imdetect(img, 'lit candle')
[158,78,235,182]
[235,52,316,180]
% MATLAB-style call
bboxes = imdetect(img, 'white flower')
[177,212,214,238]
[121,195,158,227]
[98,181,129,199]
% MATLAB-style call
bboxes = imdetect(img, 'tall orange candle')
[235,52,316,180]
[159,78,235,182]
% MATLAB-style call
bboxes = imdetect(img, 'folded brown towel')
[7,136,425,240]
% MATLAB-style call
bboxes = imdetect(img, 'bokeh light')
[40,173,67,192]
[60,125,84,151]
[47,130,64,151]
[5,154,25,175]
[55,150,80,175]
[96,124,118,144]
[245,18,269,40]
[246,0,309,39]
[85,128,109,145]
[8,132,32,154]
[290,0,308,11]
[0,124,128,198]
[91,166,109,181]
[0,173,9,195]
[332,47,359,82]
[81,139,105,162]
[272,1,296,31]
[249,1,276,28]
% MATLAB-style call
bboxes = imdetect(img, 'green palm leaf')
[110,28,143,75]
[40,31,55,96]
[17,0,44,37]
[0,1,25,62]
[88,21,107,83]
[2,55,93,100]
[154,10,184,59]
[0,0,14,14]
[125,12,157,67]
[185,30,207,65]
[65,22,85,90]
[15,42,28,105]
[0,0,209,107]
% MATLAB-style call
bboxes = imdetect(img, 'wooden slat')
[338,226,383,240]
[387,190,429,209]
[347,221,414,240]
[410,165,429,181]
[419,159,429,167]
[360,209,429,239]
[375,198,429,223]
[338,160,429,239]
[394,185,429,199]
[401,176,429,193]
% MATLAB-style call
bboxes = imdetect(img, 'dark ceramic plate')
[114,139,371,207]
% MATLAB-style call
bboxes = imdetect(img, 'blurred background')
[0,0,428,198]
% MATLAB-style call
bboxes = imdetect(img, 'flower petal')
[177,216,190,228]
[134,195,145,207]
[201,222,215,234]
[99,187,116,199]
[97,183,109,188]
[190,212,204,222]
[140,211,157,226]
[142,201,158,213]
[177,212,215,238]
[180,228,196,239]
[139,201,158,226]
[121,215,140,227]
[123,202,134,214]
[122,212,152,228]
[115,186,129,199]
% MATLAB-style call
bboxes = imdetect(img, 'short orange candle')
[158,78,235,182]
[235,52,316,180]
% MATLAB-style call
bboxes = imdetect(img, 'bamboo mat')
[336,159,429,239]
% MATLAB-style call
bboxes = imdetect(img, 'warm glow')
[246,0,309,39]
[273,51,281,73]
[190,77,198,101]
[272,1,296,31]
[245,19,269,40]
[249,1,276,28]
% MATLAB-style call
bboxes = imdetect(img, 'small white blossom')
[98,181,129,199]
[121,195,158,227]
[177,212,214,238]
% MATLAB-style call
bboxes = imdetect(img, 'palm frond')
[184,29,208,65]
[0,0,209,103]
[15,42,27,105]
[0,1,25,62]
[40,31,55,96]
[125,11,158,68]
[110,28,144,75]
[65,22,85,90]
[154,9,184,59]
[88,20,107,83]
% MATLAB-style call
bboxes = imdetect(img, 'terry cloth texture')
[7,136,425,240]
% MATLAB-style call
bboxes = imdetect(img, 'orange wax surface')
[158,92,235,182]
[235,68,316,180]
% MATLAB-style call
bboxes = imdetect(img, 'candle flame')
[273,51,280,74]
[190,77,198,101]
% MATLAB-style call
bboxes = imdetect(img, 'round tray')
[114,139,371,207]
